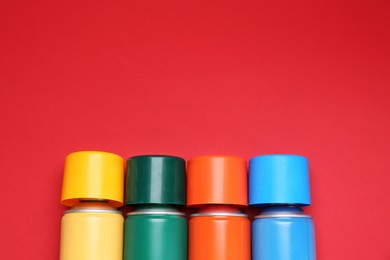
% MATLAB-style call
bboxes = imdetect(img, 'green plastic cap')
[125,155,186,205]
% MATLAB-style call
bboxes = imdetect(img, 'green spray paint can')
[124,155,187,260]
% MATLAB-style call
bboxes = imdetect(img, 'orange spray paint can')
[187,156,250,260]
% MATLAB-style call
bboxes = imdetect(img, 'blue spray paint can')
[249,155,316,260]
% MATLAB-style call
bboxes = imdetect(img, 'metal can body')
[60,209,124,260]
[124,208,187,260]
[189,211,250,260]
[252,207,316,260]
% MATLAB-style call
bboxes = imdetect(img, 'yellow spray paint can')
[60,151,124,260]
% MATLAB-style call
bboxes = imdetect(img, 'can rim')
[127,211,186,216]
[65,209,122,214]
[255,213,311,219]
[191,212,248,217]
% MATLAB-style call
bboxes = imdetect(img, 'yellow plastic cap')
[61,151,124,207]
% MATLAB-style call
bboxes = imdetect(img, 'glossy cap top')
[249,154,311,206]
[187,156,247,207]
[61,151,124,207]
[125,155,186,205]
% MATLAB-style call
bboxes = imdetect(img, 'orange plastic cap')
[187,156,248,206]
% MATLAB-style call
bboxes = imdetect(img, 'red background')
[1,0,389,259]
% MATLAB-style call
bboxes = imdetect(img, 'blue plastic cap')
[249,154,311,206]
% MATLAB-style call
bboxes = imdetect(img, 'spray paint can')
[187,156,250,260]
[124,155,187,260]
[249,154,316,260]
[60,151,125,260]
